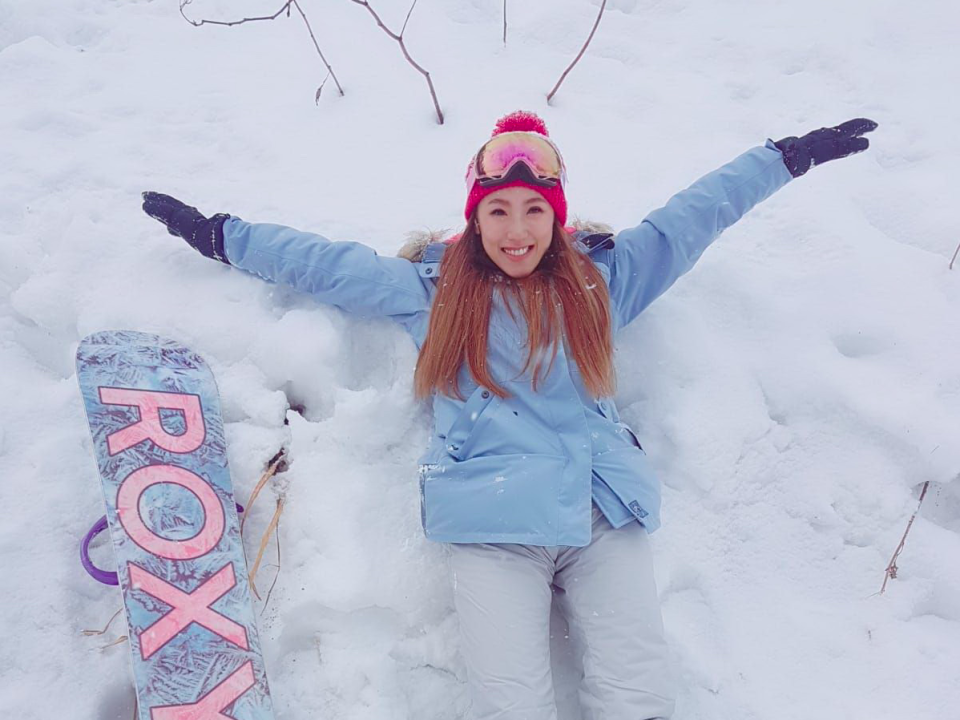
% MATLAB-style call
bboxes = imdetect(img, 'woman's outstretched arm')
[141,193,431,319]
[602,119,877,329]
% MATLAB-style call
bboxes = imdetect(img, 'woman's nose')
[505,216,527,240]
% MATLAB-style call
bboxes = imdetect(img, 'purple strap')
[80,515,118,585]
[80,502,245,586]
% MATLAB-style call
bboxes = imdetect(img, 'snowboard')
[76,330,275,720]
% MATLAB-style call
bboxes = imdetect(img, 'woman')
[143,111,876,719]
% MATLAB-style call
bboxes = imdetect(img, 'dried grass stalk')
[82,607,123,637]
[100,635,128,650]
[241,452,286,537]
[249,497,285,600]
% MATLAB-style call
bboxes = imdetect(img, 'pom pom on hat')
[491,110,550,137]
[464,110,567,225]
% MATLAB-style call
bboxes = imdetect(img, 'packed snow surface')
[1,1,958,718]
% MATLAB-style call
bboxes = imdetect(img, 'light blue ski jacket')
[223,140,793,546]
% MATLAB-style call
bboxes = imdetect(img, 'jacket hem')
[426,531,592,548]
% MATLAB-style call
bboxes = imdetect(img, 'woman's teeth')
[503,246,531,257]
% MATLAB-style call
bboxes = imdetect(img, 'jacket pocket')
[596,399,644,451]
[420,453,567,541]
[619,423,644,451]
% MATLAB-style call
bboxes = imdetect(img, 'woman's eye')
[489,206,542,216]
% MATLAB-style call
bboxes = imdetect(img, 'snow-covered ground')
[2,0,958,718]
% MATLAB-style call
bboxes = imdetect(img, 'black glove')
[141,192,231,264]
[774,118,878,178]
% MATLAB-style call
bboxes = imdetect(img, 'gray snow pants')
[447,503,675,720]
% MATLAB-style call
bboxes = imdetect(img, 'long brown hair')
[414,214,615,400]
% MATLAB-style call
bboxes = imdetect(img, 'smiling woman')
[141,108,876,720]
[414,193,614,402]
[477,188,554,276]
[414,113,615,404]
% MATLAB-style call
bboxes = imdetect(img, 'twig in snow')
[880,480,929,594]
[241,449,287,537]
[503,0,508,45]
[178,0,344,103]
[100,634,128,651]
[249,497,285,600]
[348,0,445,124]
[546,0,608,104]
[950,240,959,270]
[82,607,123,637]
[260,514,283,616]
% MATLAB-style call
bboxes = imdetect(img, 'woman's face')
[476,186,555,278]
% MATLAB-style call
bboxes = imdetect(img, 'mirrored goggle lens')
[473,132,564,185]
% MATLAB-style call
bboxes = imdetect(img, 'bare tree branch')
[289,0,345,101]
[400,0,419,37]
[179,0,344,99]
[349,0,444,124]
[880,480,929,594]
[503,0,507,46]
[315,74,330,104]
[950,240,959,270]
[547,0,608,104]
[180,0,289,27]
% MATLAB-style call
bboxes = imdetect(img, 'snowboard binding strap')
[80,503,245,585]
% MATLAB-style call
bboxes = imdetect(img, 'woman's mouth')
[502,245,533,259]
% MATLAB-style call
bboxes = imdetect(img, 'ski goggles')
[465,131,568,190]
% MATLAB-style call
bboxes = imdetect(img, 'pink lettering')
[100,388,205,455]
[129,562,248,659]
[150,661,256,720]
[117,465,224,560]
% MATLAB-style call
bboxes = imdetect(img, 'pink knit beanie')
[464,111,568,227]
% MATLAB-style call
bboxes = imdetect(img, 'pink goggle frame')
[465,131,568,190]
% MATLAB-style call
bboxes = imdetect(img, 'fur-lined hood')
[396,218,614,262]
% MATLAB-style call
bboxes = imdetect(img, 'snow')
[1,0,958,718]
